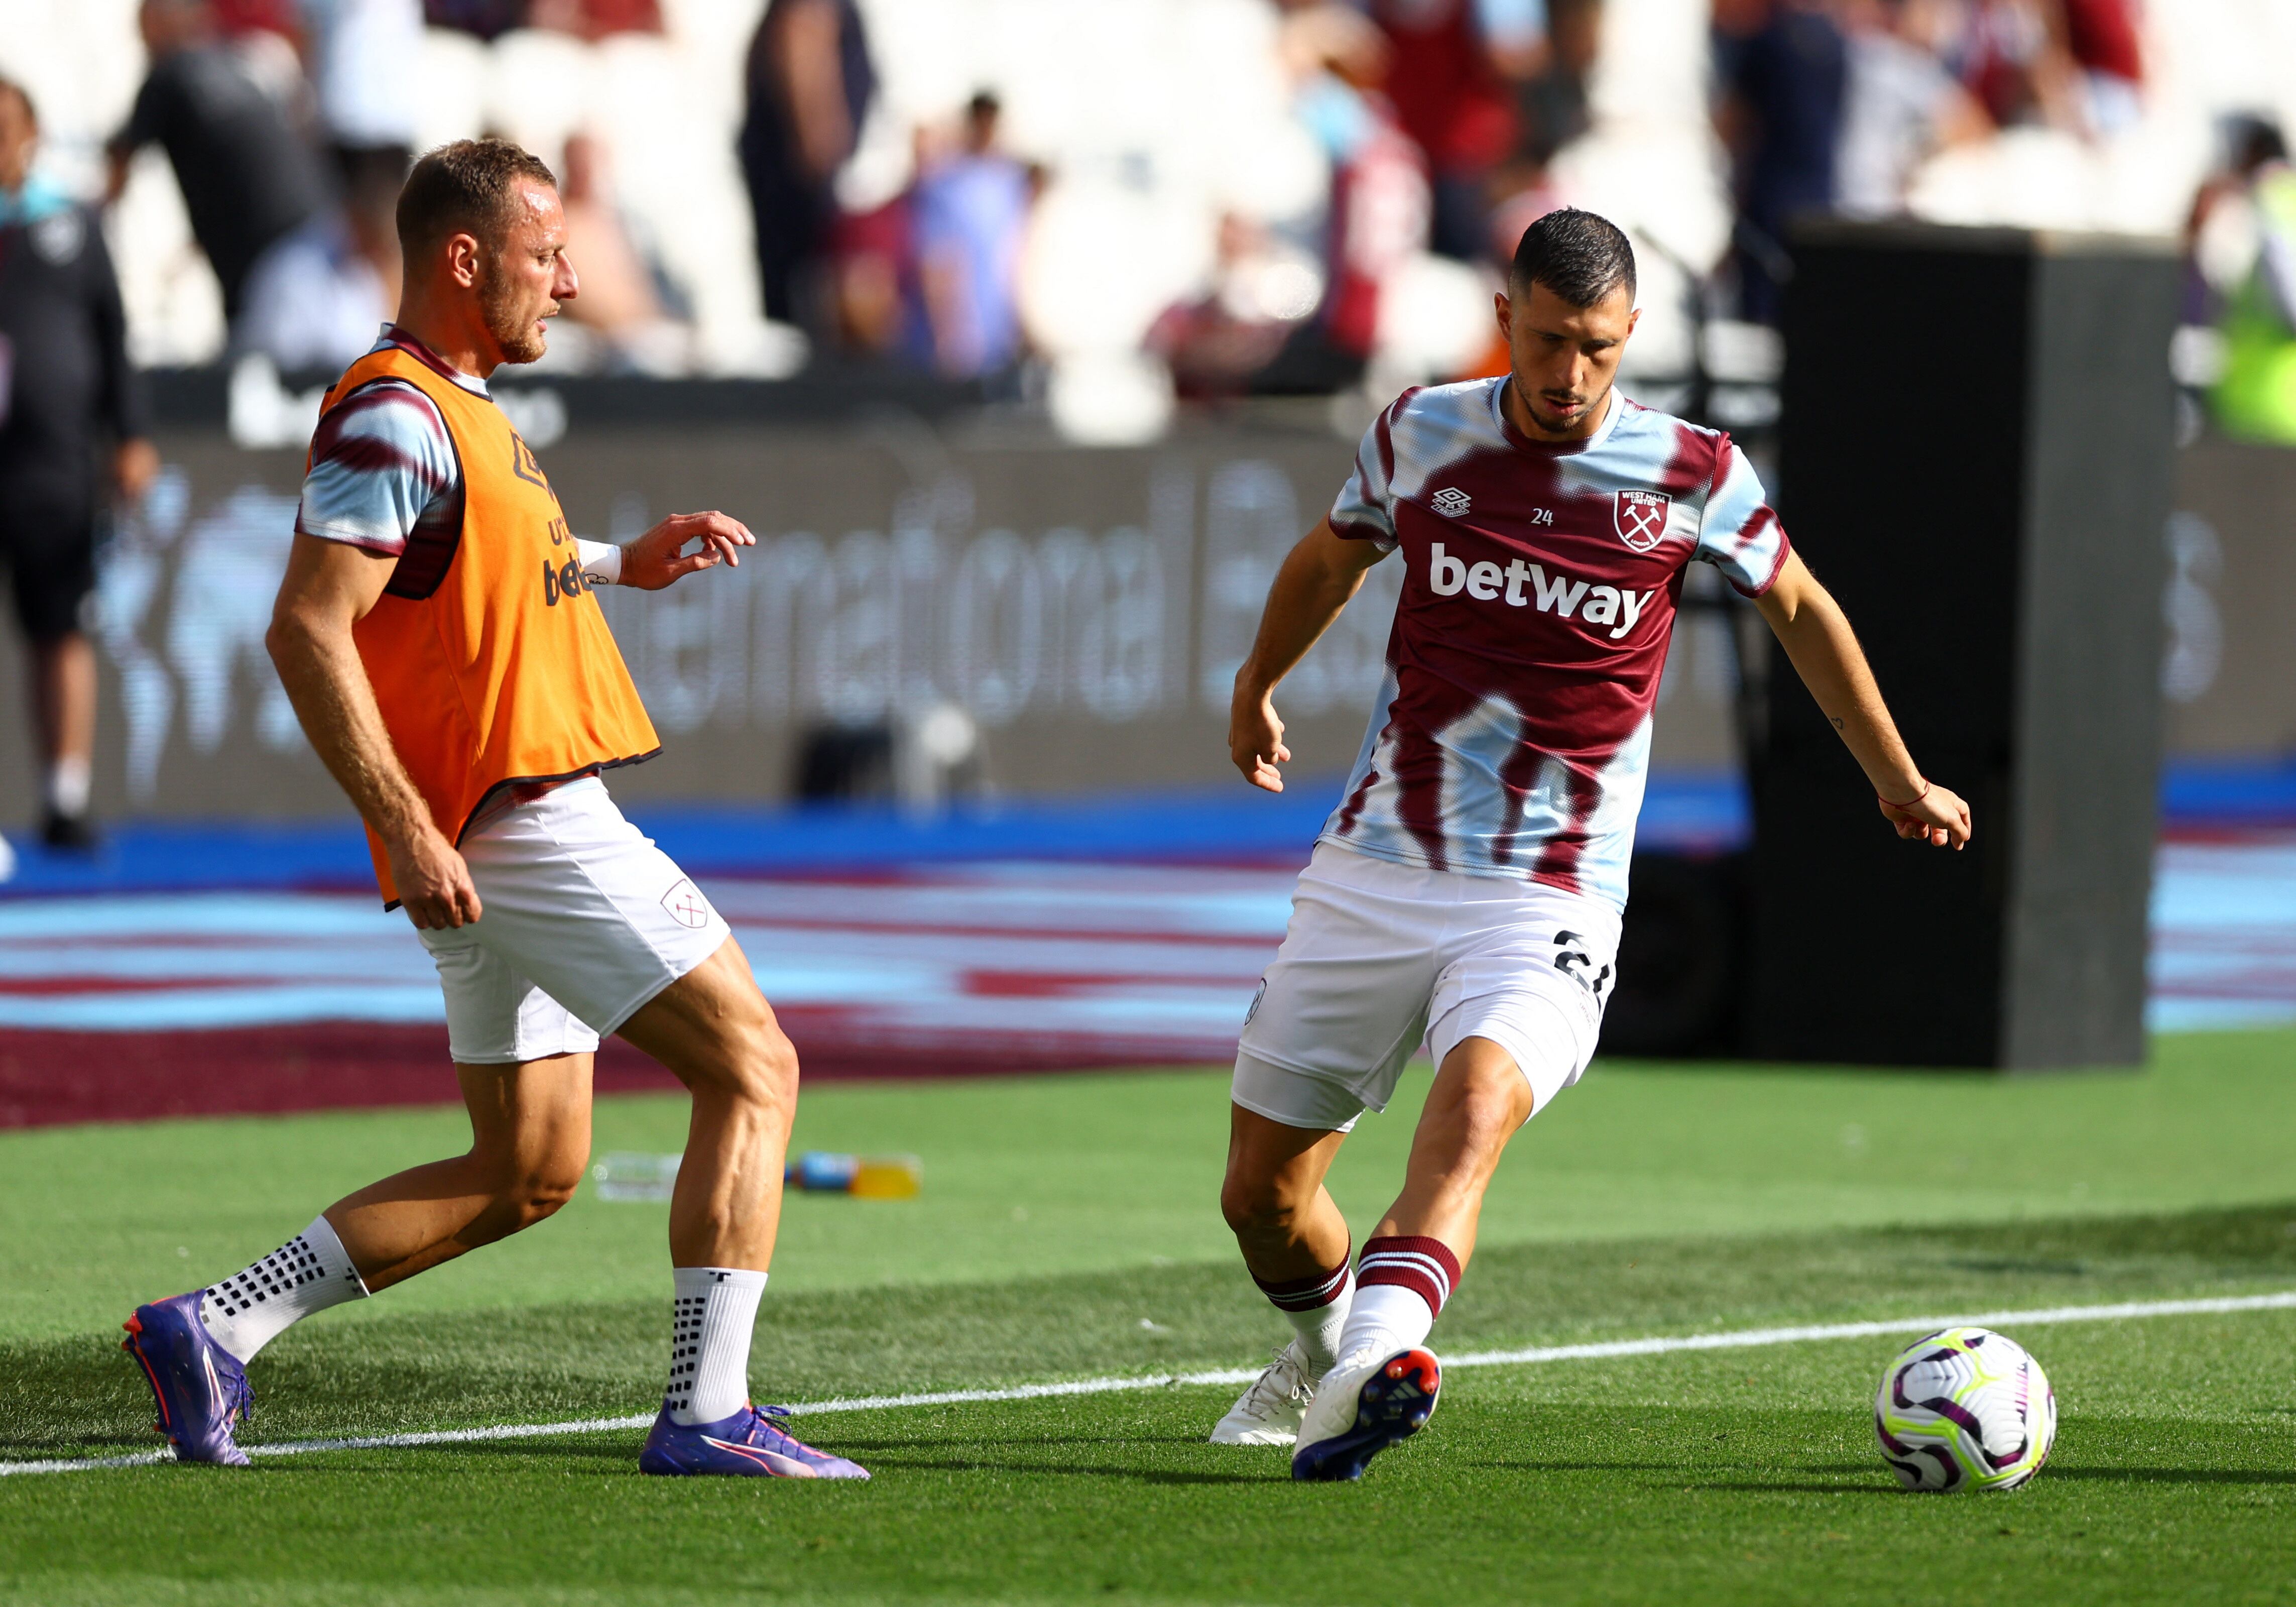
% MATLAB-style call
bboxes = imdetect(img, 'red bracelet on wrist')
[1878,779,1930,812]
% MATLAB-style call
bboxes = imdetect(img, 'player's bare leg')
[612,935,865,1477]
[1367,1035,1536,1264]
[324,1053,594,1289]
[1221,1109,1350,1285]
[614,936,796,1274]
[120,1053,592,1466]
[1291,1036,1534,1480]
[209,936,801,1302]
[1212,1111,1356,1443]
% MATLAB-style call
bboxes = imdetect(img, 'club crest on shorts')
[661,878,713,930]
[1613,490,1670,552]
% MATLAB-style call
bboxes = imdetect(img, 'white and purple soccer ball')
[1874,1326,2057,1491]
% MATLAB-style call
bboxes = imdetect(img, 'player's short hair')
[1509,207,1636,309]
[396,138,558,263]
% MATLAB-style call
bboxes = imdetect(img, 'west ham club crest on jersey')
[1614,489,1670,552]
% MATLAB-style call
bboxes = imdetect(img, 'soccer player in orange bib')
[120,140,867,1479]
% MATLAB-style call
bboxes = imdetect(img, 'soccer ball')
[1874,1326,2056,1491]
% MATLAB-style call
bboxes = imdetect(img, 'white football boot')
[1289,1345,1441,1481]
[1209,1340,1318,1445]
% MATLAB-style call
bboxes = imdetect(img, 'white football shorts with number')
[1232,840,1619,1133]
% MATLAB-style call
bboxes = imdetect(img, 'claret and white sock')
[198,1215,370,1363]
[1252,1247,1354,1376]
[1334,1234,1463,1363]
[664,1267,768,1425]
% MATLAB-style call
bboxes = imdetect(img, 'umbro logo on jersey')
[1614,490,1671,551]
[1427,542,1654,640]
[1430,487,1472,518]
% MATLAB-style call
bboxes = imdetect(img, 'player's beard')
[479,258,552,365]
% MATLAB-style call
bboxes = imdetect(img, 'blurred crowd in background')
[4,0,2296,443]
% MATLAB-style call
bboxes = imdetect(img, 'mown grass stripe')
[10,1288,2293,1477]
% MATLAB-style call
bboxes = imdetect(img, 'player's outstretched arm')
[267,534,483,927]
[614,511,757,591]
[1229,519,1387,792]
[1752,550,1971,850]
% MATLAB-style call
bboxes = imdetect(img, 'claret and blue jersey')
[1321,377,1791,912]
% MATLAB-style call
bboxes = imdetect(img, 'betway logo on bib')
[1427,543,1654,641]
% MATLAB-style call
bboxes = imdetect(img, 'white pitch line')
[11,1289,2294,1477]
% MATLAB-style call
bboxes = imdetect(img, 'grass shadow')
[865,1456,1268,1485]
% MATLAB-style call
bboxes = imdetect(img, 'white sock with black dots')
[664,1267,768,1426]
[197,1215,370,1363]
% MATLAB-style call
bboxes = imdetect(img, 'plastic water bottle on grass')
[786,1152,922,1198]
[592,1152,679,1201]
[594,1150,920,1200]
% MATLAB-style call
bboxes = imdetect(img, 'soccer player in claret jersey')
[1212,208,1971,1480]
[118,140,865,1479]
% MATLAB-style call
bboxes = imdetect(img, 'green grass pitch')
[4,1031,2294,1604]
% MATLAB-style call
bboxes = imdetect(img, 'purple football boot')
[639,1403,870,1479]
[122,1293,252,1467]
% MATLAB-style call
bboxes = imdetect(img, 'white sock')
[1280,1271,1354,1376]
[665,1267,768,1425]
[45,755,90,818]
[1334,1282,1437,1366]
[198,1215,369,1363]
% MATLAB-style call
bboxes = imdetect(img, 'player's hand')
[1230,682,1290,793]
[1878,782,1971,851]
[619,511,756,591]
[388,824,482,929]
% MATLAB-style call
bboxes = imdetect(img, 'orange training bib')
[311,343,659,903]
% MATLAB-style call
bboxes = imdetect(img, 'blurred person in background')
[237,146,407,371]
[1835,0,1992,218]
[910,92,1032,382]
[1507,0,1597,171]
[1713,0,1848,324]
[557,131,689,374]
[2049,0,2143,137]
[2201,120,2296,445]
[1365,0,1546,266]
[1275,2,1430,377]
[213,0,303,35]
[0,79,157,850]
[739,0,876,328]
[1962,0,2141,140]
[1150,211,1329,398]
[1484,0,1601,268]
[209,0,316,121]
[106,0,329,326]
[422,0,528,38]
[827,190,911,359]
[295,0,423,179]
[527,0,662,35]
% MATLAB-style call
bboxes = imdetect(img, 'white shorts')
[415,777,733,1064]
[1232,841,1621,1133]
